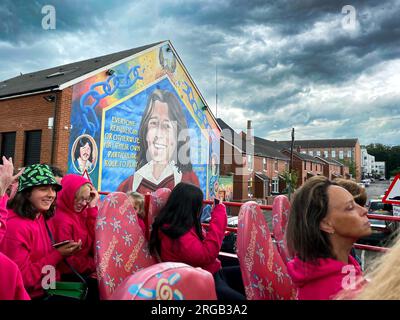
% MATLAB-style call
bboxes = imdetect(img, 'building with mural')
[0,41,221,199]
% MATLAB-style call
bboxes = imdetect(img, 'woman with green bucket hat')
[0,163,82,299]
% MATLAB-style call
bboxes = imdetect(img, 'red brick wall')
[0,89,73,172]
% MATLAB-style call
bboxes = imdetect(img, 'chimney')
[246,120,253,141]
[245,120,254,157]
[296,146,301,153]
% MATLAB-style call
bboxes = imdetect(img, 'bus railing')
[100,190,396,253]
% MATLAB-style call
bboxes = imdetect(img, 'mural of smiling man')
[67,41,220,199]
[117,88,199,193]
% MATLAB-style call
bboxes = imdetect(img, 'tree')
[281,169,298,200]
[366,144,400,179]
[341,159,356,179]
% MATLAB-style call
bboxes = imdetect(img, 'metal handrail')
[99,190,395,253]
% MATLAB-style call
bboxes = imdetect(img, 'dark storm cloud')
[0,0,126,43]
[0,0,398,144]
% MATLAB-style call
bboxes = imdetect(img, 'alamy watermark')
[41,265,56,290]
[341,5,357,31]
[41,5,56,30]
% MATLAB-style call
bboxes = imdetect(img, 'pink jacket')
[52,174,98,275]
[0,194,8,243]
[0,210,63,299]
[287,255,363,300]
[0,252,30,300]
[159,204,227,275]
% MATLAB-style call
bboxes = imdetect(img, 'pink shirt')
[159,204,227,274]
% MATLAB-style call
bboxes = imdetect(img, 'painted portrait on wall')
[67,42,219,199]
[70,134,98,174]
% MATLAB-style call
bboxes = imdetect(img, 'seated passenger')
[149,182,245,300]
[52,174,99,300]
[127,191,146,236]
[0,156,29,300]
[286,176,372,300]
[0,164,81,299]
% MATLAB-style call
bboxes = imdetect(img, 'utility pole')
[289,128,295,172]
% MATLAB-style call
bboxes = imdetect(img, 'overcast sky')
[1,0,399,146]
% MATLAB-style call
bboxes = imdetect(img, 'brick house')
[279,139,362,181]
[315,156,344,180]
[0,41,221,198]
[0,43,160,170]
[281,149,325,187]
[218,118,289,201]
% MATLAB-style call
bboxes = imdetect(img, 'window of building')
[339,150,344,159]
[309,151,313,156]
[0,132,16,164]
[272,178,279,194]
[347,150,352,158]
[274,160,278,171]
[331,150,336,158]
[304,161,307,170]
[263,158,267,171]
[316,151,321,157]
[24,130,42,166]
[324,150,328,158]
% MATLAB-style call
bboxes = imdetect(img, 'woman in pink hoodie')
[0,164,82,299]
[149,182,245,300]
[286,176,372,300]
[52,174,99,299]
[0,156,30,300]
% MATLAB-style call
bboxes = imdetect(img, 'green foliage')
[281,169,298,200]
[340,159,356,178]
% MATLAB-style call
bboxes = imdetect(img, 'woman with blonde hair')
[352,233,400,299]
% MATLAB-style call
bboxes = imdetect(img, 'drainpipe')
[50,91,58,165]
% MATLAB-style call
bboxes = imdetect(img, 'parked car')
[358,199,398,246]
[361,179,370,187]
[379,176,386,181]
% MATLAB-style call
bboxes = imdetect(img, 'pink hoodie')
[0,194,8,243]
[0,252,30,300]
[159,204,227,274]
[0,209,63,299]
[52,174,98,275]
[0,194,30,300]
[287,255,363,300]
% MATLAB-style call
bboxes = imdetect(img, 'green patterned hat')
[18,164,62,193]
